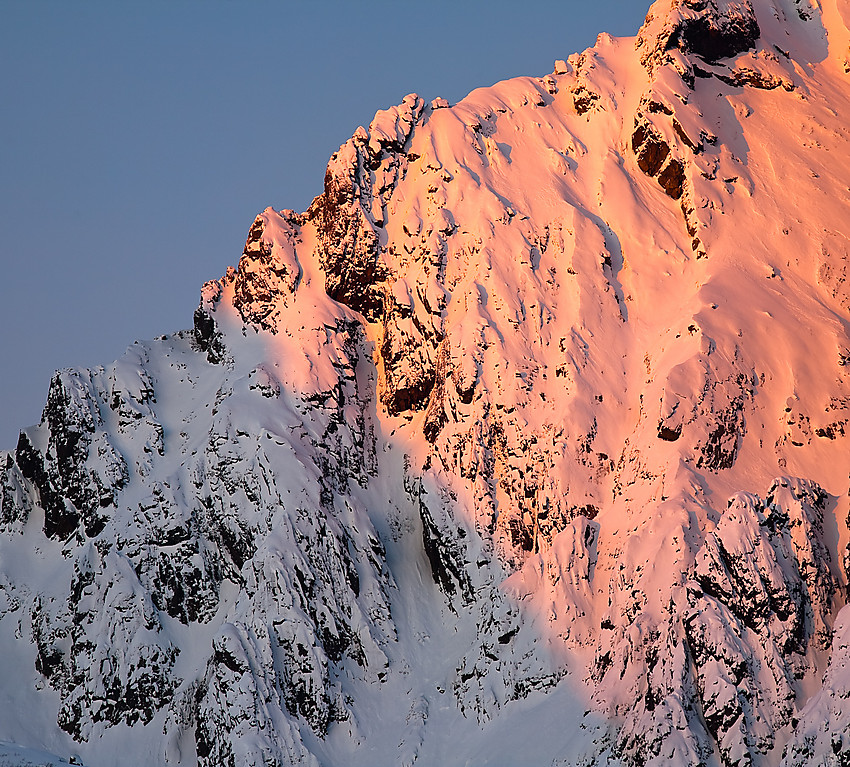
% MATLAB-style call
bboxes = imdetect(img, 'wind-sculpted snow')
[2,0,850,764]
[0,313,399,765]
[783,604,850,766]
[589,479,837,767]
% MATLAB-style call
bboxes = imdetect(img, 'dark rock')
[379,298,437,416]
[308,95,424,323]
[632,122,671,176]
[669,4,760,64]
[658,423,682,441]
[416,483,474,605]
[423,340,450,442]
[572,84,601,115]
[639,0,761,73]
[232,212,302,331]
[194,304,226,364]
[505,515,535,553]
[696,394,746,471]
[16,430,72,538]
[658,159,686,199]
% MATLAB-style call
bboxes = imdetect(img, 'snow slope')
[3,0,850,764]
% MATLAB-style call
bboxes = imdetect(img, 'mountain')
[2,0,850,764]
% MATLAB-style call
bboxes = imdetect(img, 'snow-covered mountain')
[3,0,850,764]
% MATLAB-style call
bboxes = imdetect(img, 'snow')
[0,742,81,767]
[1,0,850,764]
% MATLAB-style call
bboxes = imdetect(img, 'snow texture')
[2,0,850,764]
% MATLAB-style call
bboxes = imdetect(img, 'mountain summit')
[3,0,850,764]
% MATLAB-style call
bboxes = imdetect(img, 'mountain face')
[3,0,850,765]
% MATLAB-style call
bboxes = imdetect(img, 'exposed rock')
[658,157,686,198]
[232,209,302,331]
[632,120,671,176]
[1,2,850,765]
[34,544,179,741]
[15,370,127,540]
[638,0,760,74]
[782,604,850,767]
[594,478,837,767]
[308,94,425,321]
[194,280,228,364]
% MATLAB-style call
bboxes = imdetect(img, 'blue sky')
[0,0,648,447]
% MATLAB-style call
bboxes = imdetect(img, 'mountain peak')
[2,1,850,765]
[638,0,761,70]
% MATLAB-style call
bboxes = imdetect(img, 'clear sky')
[0,0,649,448]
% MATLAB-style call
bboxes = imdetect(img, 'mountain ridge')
[3,0,850,764]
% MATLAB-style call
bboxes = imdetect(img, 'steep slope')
[3,0,850,765]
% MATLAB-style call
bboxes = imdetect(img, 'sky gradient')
[1,0,649,448]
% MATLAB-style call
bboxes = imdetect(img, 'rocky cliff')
[2,0,850,765]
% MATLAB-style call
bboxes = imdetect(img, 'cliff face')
[3,0,850,765]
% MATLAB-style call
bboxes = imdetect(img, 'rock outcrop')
[1,0,850,764]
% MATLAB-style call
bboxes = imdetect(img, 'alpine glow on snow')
[2,0,850,765]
